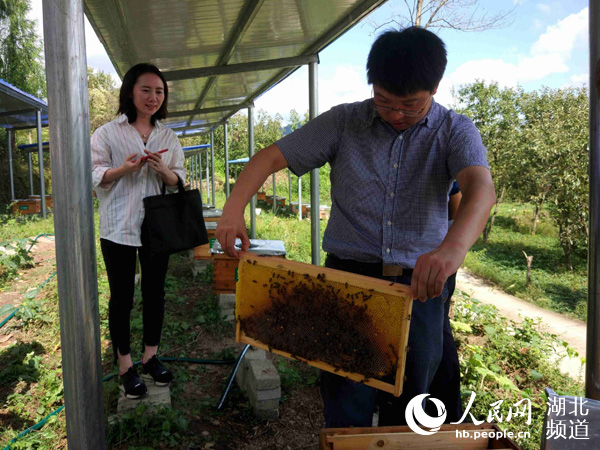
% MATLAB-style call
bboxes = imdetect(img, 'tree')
[88,68,119,133]
[455,81,522,242]
[0,0,46,98]
[520,87,589,270]
[371,0,514,32]
[0,0,47,207]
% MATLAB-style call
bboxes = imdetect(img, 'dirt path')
[0,235,56,349]
[456,268,586,381]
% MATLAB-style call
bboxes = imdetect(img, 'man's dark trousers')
[320,254,445,427]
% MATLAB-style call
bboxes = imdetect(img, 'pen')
[140,148,168,161]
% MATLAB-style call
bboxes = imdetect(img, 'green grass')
[464,201,587,321]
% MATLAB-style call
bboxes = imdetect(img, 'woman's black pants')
[100,238,170,361]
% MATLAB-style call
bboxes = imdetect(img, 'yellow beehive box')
[235,254,413,396]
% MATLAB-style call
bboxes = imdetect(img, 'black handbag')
[141,177,209,254]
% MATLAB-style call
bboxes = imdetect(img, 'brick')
[247,359,280,391]
[218,293,236,309]
[252,398,279,410]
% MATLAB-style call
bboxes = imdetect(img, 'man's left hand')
[410,244,466,302]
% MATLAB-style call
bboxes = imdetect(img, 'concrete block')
[117,382,171,414]
[191,259,212,276]
[248,386,281,404]
[245,347,266,361]
[254,406,279,420]
[218,293,236,309]
[247,359,280,391]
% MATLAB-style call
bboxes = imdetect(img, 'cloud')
[439,7,588,105]
[256,64,371,122]
[536,3,551,13]
[566,73,588,89]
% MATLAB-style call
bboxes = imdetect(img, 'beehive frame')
[235,254,413,396]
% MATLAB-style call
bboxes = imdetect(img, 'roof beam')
[187,0,265,127]
[172,121,224,133]
[168,102,253,118]
[0,108,40,118]
[163,55,319,82]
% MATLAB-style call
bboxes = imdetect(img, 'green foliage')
[452,291,583,450]
[463,201,587,320]
[0,0,46,98]
[88,67,119,133]
[0,237,34,288]
[106,404,189,447]
[455,82,589,268]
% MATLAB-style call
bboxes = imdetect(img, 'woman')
[91,63,185,398]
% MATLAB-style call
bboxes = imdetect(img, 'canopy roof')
[83,0,387,136]
[0,79,49,130]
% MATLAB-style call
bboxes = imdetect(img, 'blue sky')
[29,0,589,121]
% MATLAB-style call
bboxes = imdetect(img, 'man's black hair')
[118,63,169,124]
[367,26,447,97]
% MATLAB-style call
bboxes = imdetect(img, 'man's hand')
[410,244,466,302]
[216,209,250,258]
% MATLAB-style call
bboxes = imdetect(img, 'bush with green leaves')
[0,238,34,288]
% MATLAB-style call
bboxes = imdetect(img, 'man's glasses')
[372,95,432,118]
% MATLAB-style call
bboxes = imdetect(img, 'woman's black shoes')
[141,355,173,386]
[120,366,148,399]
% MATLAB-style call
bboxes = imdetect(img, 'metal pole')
[298,176,302,221]
[205,149,210,204]
[272,173,276,214]
[288,169,292,210]
[210,131,215,206]
[7,130,15,201]
[587,0,600,401]
[224,122,230,198]
[28,152,34,196]
[199,153,204,204]
[42,0,106,448]
[309,61,320,265]
[248,106,256,239]
[36,110,47,218]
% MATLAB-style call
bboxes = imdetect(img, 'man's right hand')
[216,210,250,258]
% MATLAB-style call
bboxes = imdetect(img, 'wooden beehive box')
[320,424,523,449]
[205,221,217,240]
[12,199,41,215]
[211,240,286,294]
[203,208,222,223]
[265,195,286,207]
[257,191,267,201]
[28,195,53,208]
[290,202,308,215]
[236,255,413,396]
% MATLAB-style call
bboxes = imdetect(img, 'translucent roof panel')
[0,79,48,130]
[83,0,387,132]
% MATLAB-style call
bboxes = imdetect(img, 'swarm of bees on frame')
[239,263,398,379]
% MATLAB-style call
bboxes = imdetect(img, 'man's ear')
[432,85,439,96]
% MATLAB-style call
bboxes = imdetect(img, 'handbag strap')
[160,175,186,196]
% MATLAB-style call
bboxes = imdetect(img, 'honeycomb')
[235,254,413,395]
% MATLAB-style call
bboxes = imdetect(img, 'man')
[216,26,495,427]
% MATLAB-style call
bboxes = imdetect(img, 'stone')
[246,359,280,391]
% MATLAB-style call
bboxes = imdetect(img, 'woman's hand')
[144,150,178,185]
[122,153,145,173]
[144,150,169,175]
